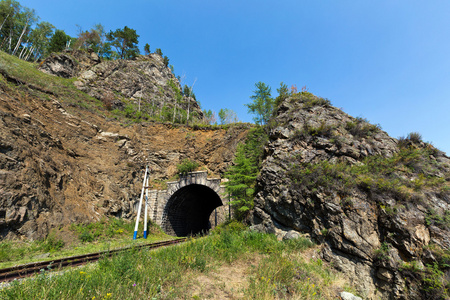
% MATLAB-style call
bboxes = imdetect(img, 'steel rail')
[0,238,187,283]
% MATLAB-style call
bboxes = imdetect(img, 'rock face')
[39,49,101,78]
[0,94,248,240]
[40,50,202,119]
[252,93,450,299]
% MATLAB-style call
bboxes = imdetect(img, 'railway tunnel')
[161,184,223,236]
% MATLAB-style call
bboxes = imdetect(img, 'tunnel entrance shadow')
[162,184,223,237]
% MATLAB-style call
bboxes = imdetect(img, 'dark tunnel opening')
[162,184,223,237]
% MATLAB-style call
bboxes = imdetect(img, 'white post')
[133,166,148,239]
[143,176,149,239]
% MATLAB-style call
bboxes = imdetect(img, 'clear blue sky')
[19,0,450,154]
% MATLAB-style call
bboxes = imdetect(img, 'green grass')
[0,218,170,269]
[0,51,106,113]
[0,222,354,300]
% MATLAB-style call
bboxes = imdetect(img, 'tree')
[47,29,70,54]
[27,21,54,60]
[274,81,290,108]
[75,24,110,57]
[224,127,267,220]
[202,109,216,125]
[163,55,169,67]
[155,48,162,56]
[0,0,37,55]
[182,84,191,97]
[144,43,150,55]
[75,28,99,50]
[245,81,274,126]
[11,7,36,56]
[106,26,139,59]
[218,108,239,125]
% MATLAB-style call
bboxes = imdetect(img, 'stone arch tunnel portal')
[162,184,223,237]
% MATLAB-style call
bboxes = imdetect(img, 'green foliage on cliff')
[288,145,448,201]
[177,159,199,176]
[225,126,268,220]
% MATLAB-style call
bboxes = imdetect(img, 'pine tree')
[225,127,267,220]
[245,81,274,126]
[106,26,139,59]
[47,29,69,54]
[144,43,150,55]
[275,81,290,108]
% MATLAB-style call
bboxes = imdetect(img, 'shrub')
[345,117,381,138]
[408,132,423,144]
[79,230,95,243]
[374,242,390,261]
[41,234,65,252]
[291,92,331,108]
[177,159,199,176]
[397,135,409,149]
[101,91,114,111]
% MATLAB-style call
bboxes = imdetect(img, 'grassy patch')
[0,223,352,299]
[0,218,169,268]
[0,51,106,113]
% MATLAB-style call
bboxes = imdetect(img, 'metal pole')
[228,193,231,220]
[143,176,149,239]
[133,166,148,239]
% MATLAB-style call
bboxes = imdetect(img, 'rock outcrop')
[252,93,450,299]
[39,49,101,78]
[40,50,202,119]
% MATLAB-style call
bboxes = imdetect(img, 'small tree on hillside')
[202,109,217,125]
[27,21,54,61]
[274,81,290,108]
[144,43,150,55]
[47,29,70,54]
[218,108,239,125]
[106,26,139,59]
[163,55,169,67]
[225,127,267,220]
[245,81,274,126]
[75,24,110,57]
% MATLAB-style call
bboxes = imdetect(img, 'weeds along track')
[0,238,188,283]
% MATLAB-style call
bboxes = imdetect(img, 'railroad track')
[0,238,188,283]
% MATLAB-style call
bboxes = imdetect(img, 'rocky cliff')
[252,93,450,299]
[0,50,248,241]
[40,50,202,120]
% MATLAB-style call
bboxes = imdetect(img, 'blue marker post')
[133,166,148,240]
[143,176,149,239]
